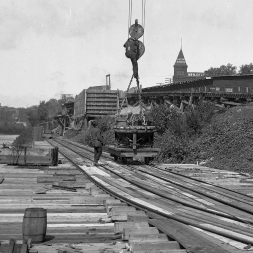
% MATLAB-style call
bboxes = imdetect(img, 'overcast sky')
[0,0,253,108]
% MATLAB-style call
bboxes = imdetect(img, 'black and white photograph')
[0,1,253,252]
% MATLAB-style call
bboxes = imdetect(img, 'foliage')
[238,63,253,75]
[204,62,253,77]
[204,63,237,77]
[150,102,253,174]
[46,99,63,119]
[147,104,183,135]
[68,116,116,148]
[184,101,216,135]
[26,99,63,127]
[26,106,39,126]
[95,116,114,133]
[37,101,48,123]
[152,101,216,163]
[184,106,253,173]
[12,127,33,147]
[154,131,190,163]
[0,122,27,134]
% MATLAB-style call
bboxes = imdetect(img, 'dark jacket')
[90,127,103,147]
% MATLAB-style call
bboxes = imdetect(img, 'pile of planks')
[104,199,187,253]
[0,239,30,253]
[78,162,253,252]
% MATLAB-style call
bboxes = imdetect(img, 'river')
[0,134,19,146]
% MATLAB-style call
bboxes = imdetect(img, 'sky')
[0,0,253,108]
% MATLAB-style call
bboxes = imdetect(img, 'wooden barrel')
[22,208,47,242]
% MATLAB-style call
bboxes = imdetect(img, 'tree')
[46,99,62,119]
[238,63,253,75]
[37,101,48,123]
[204,63,237,77]
[26,106,39,126]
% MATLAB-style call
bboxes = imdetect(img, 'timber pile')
[47,138,253,252]
[0,141,136,253]
[0,161,116,242]
[157,164,253,195]
[77,163,253,252]
[76,160,253,252]
[0,239,30,253]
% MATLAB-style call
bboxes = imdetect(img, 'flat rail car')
[108,125,160,164]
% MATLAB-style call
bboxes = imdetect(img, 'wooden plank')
[8,238,16,253]
[129,241,181,251]
[128,233,169,243]
[70,196,114,204]
[123,227,159,240]
[20,243,28,253]
[114,221,149,233]
[149,218,233,253]
[0,213,108,223]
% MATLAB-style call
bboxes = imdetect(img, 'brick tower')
[173,48,188,83]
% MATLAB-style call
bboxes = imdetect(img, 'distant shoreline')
[0,134,20,135]
[0,135,19,145]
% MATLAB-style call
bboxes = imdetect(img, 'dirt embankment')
[189,105,253,174]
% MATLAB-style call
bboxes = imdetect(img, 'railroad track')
[46,137,253,253]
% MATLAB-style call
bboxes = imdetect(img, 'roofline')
[143,74,253,92]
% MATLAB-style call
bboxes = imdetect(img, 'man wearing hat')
[90,120,103,166]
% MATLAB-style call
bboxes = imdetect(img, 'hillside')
[187,105,253,174]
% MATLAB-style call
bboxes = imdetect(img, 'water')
[0,135,19,146]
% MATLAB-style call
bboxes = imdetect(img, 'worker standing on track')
[90,120,103,166]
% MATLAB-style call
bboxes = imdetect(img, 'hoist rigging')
[121,0,147,126]
[128,0,146,43]
[108,0,160,165]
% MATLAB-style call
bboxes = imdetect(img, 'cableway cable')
[142,0,146,44]
[128,0,132,38]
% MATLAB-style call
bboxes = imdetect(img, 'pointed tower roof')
[174,49,188,67]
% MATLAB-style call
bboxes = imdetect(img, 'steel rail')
[48,138,253,245]
[53,138,253,220]
[65,138,253,220]
[56,139,253,209]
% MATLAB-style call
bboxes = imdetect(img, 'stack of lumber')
[0,239,29,253]
[0,163,116,243]
[78,161,253,252]
[0,142,129,252]
[158,164,253,195]
[105,199,187,252]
